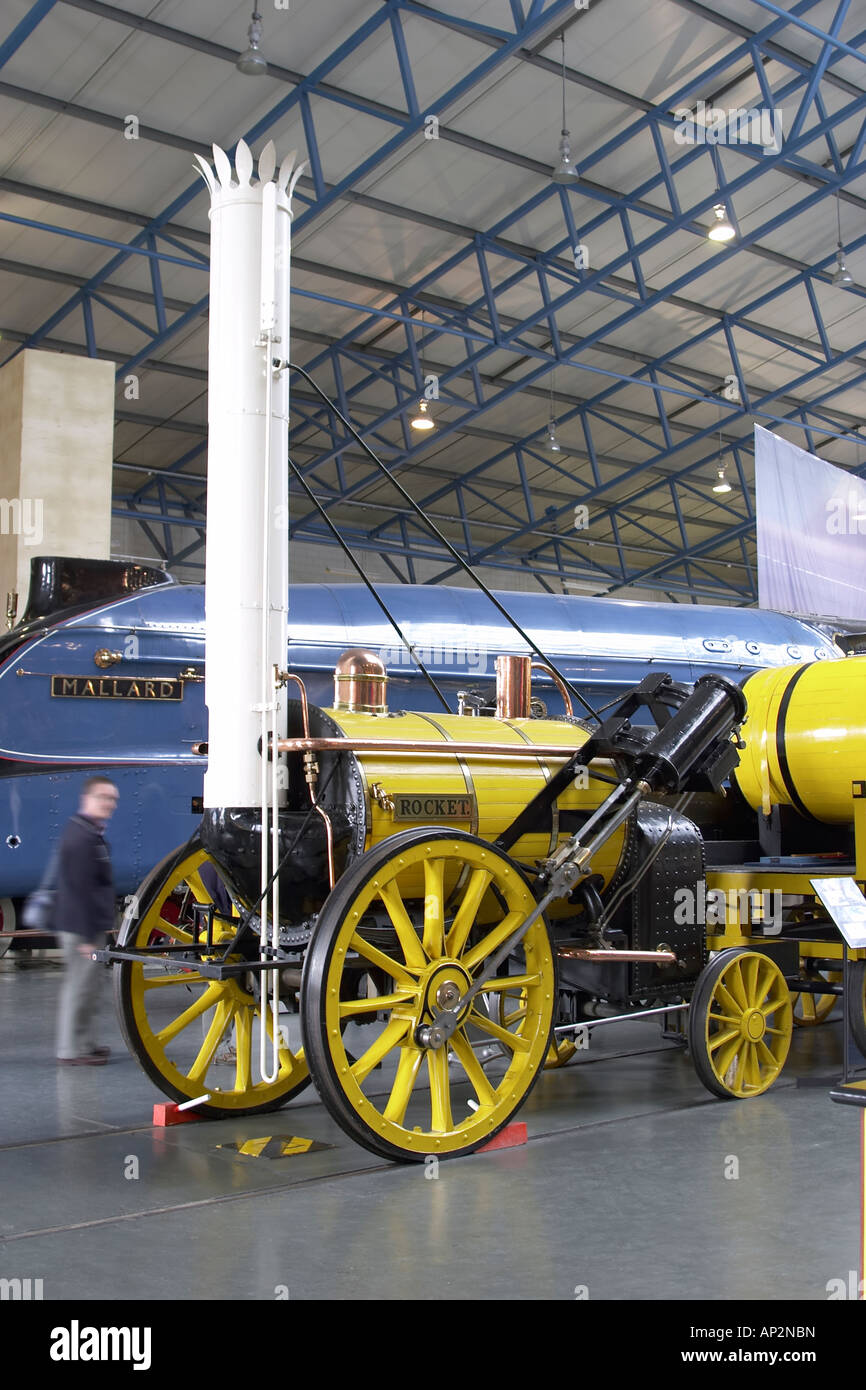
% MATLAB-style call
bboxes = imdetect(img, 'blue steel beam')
[109,490,755,603]
[425,307,866,583]
[18,265,856,558]
[0,212,205,268]
[8,0,858,380]
[0,0,59,70]
[293,175,866,554]
[288,67,866,503]
[747,0,866,65]
[111,375,800,575]
[786,0,852,144]
[366,312,866,589]
[358,153,866,505]
[11,0,866,594]
[5,9,861,411]
[524,366,866,596]
[18,0,578,357]
[4,2,860,267]
[110,472,749,593]
[117,411,752,553]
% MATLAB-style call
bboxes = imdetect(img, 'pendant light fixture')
[551,33,579,184]
[707,203,735,242]
[410,399,435,431]
[712,466,732,494]
[832,192,854,287]
[547,372,561,451]
[410,311,436,432]
[237,9,268,76]
[712,424,732,493]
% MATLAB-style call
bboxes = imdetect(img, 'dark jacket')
[55,814,115,942]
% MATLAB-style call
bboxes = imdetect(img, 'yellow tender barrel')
[735,656,866,824]
[324,707,629,892]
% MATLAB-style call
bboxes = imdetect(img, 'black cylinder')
[633,674,747,792]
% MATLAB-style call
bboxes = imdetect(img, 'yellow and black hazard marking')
[217,1135,333,1159]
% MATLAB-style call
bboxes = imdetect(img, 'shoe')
[56,1055,107,1067]
[90,1046,110,1059]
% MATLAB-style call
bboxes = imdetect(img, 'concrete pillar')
[0,349,114,621]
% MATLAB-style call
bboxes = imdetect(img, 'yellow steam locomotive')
[104,650,866,1162]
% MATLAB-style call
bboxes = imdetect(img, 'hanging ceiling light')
[832,192,854,286]
[712,425,732,492]
[547,372,561,450]
[237,9,268,76]
[551,33,579,184]
[712,466,732,494]
[410,311,435,431]
[410,399,435,431]
[707,203,735,242]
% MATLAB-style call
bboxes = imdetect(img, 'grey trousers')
[56,934,105,1059]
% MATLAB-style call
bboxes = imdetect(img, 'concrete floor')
[1,951,863,1302]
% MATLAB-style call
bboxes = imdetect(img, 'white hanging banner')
[755,424,866,621]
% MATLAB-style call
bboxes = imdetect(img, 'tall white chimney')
[195,140,302,810]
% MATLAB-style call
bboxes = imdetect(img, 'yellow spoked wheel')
[791,969,842,1026]
[115,837,309,1116]
[545,1037,578,1068]
[301,828,555,1162]
[496,985,576,1068]
[688,948,792,1099]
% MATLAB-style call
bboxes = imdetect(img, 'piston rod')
[553,1002,689,1033]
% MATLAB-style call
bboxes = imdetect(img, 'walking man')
[56,776,119,1066]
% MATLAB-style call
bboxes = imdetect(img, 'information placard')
[810,876,866,949]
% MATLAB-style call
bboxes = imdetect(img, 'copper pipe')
[556,947,677,963]
[281,671,311,738]
[276,736,591,759]
[279,672,335,887]
[0,931,57,939]
[319,805,336,889]
[530,660,574,718]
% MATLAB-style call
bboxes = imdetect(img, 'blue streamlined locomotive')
[0,554,841,934]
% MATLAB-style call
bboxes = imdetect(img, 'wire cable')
[284,361,601,723]
[287,455,451,712]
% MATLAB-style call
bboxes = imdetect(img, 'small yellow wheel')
[301,828,555,1161]
[115,837,309,1116]
[688,948,792,1099]
[791,969,842,1026]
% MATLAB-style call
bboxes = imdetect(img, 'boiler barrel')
[735,656,866,824]
[325,707,630,892]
